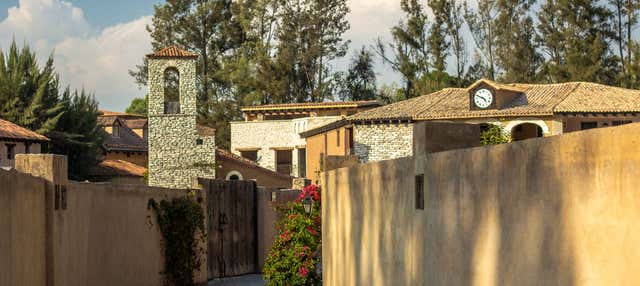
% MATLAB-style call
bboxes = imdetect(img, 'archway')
[225,170,243,180]
[510,123,543,141]
[163,67,180,114]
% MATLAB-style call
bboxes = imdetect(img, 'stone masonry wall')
[353,123,414,163]
[230,116,340,177]
[147,57,215,189]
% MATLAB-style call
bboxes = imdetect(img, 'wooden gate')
[202,179,258,279]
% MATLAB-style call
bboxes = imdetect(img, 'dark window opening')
[612,120,632,126]
[163,67,180,114]
[415,174,424,210]
[112,124,120,137]
[6,144,15,160]
[346,127,354,155]
[337,129,340,147]
[196,139,203,145]
[298,148,306,178]
[581,122,598,130]
[229,174,240,180]
[275,149,293,175]
[25,143,31,154]
[240,150,258,162]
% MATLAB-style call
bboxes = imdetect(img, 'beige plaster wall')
[322,122,640,286]
[0,140,42,168]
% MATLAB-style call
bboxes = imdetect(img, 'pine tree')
[464,0,499,80]
[537,0,619,83]
[376,0,431,99]
[427,0,452,90]
[493,0,542,82]
[337,47,377,101]
[446,0,468,86]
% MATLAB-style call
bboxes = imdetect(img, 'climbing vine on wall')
[148,193,206,286]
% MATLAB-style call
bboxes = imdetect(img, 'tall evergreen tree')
[446,0,468,86]
[376,0,431,99]
[537,0,619,83]
[49,89,104,180]
[428,0,452,90]
[493,0,542,82]
[464,0,499,80]
[337,47,377,101]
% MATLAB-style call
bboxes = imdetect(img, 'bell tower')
[146,46,215,188]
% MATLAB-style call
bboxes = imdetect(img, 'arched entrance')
[510,123,543,141]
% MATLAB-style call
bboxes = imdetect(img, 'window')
[612,120,632,126]
[346,127,354,154]
[112,124,120,137]
[25,143,31,154]
[298,148,306,178]
[240,150,258,162]
[6,144,15,160]
[163,67,180,114]
[337,129,340,146]
[581,122,598,130]
[143,128,148,141]
[415,174,424,210]
[196,139,203,145]
[275,149,293,175]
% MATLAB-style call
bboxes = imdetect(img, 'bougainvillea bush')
[264,185,322,286]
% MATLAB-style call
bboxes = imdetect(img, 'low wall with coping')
[322,122,640,286]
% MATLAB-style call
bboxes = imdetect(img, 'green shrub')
[264,185,322,286]
[480,124,510,145]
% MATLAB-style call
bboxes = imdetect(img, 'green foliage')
[126,94,148,115]
[148,195,207,286]
[480,124,510,145]
[0,41,103,180]
[49,89,104,180]
[264,186,322,286]
[336,47,377,101]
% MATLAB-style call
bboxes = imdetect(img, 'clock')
[473,88,493,109]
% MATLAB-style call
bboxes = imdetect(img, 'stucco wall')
[353,123,414,162]
[2,155,208,286]
[323,122,640,286]
[305,126,350,183]
[230,116,340,176]
[105,151,148,167]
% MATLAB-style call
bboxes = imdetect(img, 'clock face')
[473,88,494,109]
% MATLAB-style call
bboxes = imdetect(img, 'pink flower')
[299,266,309,277]
[306,226,318,236]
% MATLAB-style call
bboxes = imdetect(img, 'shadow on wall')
[324,123,640,285]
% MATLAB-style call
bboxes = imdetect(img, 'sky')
[0,0,406,111]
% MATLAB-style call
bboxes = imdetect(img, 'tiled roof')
[196,125,216,137]
[241,100,381,112]
[124,119,148,129]
[348,80,640,122]
[100,119,147,152]
[89,159,147,177]
[146,46,199,59]
[0,119,50,142]
[215,148,293,180]
[99,110,145,118]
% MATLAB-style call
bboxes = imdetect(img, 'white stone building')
[230,101,381,178]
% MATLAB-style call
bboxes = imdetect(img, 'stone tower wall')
[147,57,215,189]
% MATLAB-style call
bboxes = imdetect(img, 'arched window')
[225,170,243,181]
[163,67,180,114]
[511,123,543,141]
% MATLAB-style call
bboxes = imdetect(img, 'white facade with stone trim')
[231,116,340,177]
[147,54,216,189]
[353,123,414,163]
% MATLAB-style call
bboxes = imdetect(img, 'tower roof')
[146,46,198,59]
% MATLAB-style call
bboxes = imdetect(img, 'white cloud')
[0,0,150,111]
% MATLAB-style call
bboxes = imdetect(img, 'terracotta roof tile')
[196,125,216,137]
[0,119,50,142]
[348,80,640,122]
[146,46,199,59]
[241,100,381,112]
[90,159,147,177]
[124,119,148,129]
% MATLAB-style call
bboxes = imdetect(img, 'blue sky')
[0,0,404,111]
